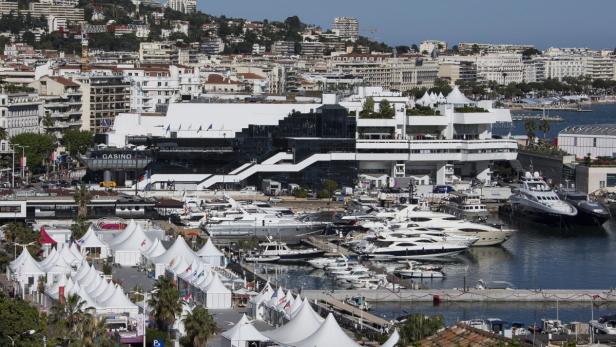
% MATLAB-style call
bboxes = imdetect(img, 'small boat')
[307,256,346,269]
[256,237,325,262]
[244,255,280,263]
[344,295,371,311]
[590,314,616,335]
[396,261,444,279]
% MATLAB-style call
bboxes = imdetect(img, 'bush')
[454,106,488,113]
[292,187,307,198]
[407,106,440,116]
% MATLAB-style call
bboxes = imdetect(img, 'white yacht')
[255,240,324,261]
[590,315,616,335]
[396,261,444,279]
[376,228,479,247]
[361,237,468,260]
[201,198,325,240]
[510,172,577,222]
[359,206,513,246]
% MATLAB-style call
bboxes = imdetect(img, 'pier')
[301,236,356,257]
[303,288,616,303]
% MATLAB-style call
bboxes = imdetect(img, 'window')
[607,174,616,187]
[593,138,597,147]
[600,181,606,189]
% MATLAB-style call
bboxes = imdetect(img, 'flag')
[50,151,57,162]
[178,123,182,131]
[197,270,205,278]
[166,124,171,133]
[207,123,213,130]
[185,264,192,272]
[140,239,147,247]
[20,156,26,169]
[181,292,192,303]
[197,125,202,133]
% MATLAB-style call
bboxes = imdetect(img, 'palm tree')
[149,276,182,332]
[73,184,92,218]
[49,293,92,344]
[524,119,536,146]
[539,119,551,140]
[81,314,114,347]
[183,306,217,347]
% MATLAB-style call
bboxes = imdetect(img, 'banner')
[20,156,26,169]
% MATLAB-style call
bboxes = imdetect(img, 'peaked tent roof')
[100,285,138,311]
[291,313,361,347]
[110,223,152,252]
[38,247,59,270]
[263,298,324,344]
[143,238,166,259]
[196,238,224,258]
[10,247,44,275]
[222,314,270,342]
[77,226,108,249]
[380,329,400,347]
[204,273,230,294]
[151,236,199,266]
[446,86,474,105]
[106,220,139,247]
[288,295,304,318]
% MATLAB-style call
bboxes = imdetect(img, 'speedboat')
[307,256,347,269]
[376,228,479,247]
[256,240,324,261]
[396,261,444,279]
[557,188,611,226]
[590,315,616,335]
[510,172,577,223]
[361,237,468,260]
[344,295,371,311]
[244,255,281,263]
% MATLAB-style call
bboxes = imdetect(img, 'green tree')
[81,315,113,347]
[3,222,41,258]
[398,314,443,345]
[42,114,55,134]
[9,132,56,171]
[182,306,216,347]
[61,129,94,157]
[322,179,338,198]
[471,44,481,54]
[378,99,395,119]
[149,276,182,332]
[0,292,46,346]
[539,119,551,140]
[360,97,375,118]
[49,293,92,344]
[70,216,91,240]
[73,184,92,219]
[0,127,6,140]
[524,119,537,145]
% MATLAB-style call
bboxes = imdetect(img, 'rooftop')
[418,324,529,347]
[560,124,616,136]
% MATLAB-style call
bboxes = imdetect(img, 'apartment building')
[166,0,196,14]
[28,76,82,138]
[73,72,130,133]
[201,37,225,55]
[458,42,534,54]
[442,54,524,84]
[420,40,448,54]
[0,94,43,137]
[139,42,176,64]
[437,61,477,83]
[331,17,359,42]
[583,55,614,80]
[301,41,326,57]
[271,41,296,56]
[543,56,585,81]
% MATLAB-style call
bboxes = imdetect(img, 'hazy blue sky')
[199,0,616,49]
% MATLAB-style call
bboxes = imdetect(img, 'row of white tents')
[77,220,227,268]
[415,86,475,107]
[7,245,139,317]
[223,282,400,347]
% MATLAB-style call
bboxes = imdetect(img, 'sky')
[199,0,616,50]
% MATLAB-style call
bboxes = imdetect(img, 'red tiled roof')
[48,76,80,87]
[418,324,531,347]
[237,72,265,80]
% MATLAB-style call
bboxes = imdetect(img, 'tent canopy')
[291,313,361,347]
[446,86,474,105]
[222,314,270,343]
[263,298,324,344]
[381,329,400,347]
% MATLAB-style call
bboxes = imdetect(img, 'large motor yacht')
[556,188,610,226]
[510,172,577,222]
[361,237,468,260]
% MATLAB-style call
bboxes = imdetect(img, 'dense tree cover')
[398,314,444,345]
[88,32,140,52]
[0,293,46,347]
[0,12,46,34]
[10,133,56,172]
[61,129,94,157]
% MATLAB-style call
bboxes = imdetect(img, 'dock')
[301,236,356,257]
[303,288,616,303]
[307,291,393,334]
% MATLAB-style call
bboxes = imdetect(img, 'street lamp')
[7,329,36,346]
[131,288,159,347]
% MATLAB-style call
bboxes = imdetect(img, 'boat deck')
[301,236,356,257]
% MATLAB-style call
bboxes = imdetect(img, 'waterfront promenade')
[303,288,616,303]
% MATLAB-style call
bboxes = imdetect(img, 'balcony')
[407,115,448,126]
[357,118,397,128]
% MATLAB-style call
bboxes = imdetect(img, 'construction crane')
[81,30,89,71]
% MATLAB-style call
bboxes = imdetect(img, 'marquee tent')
[263,298,324,344]
[77,227,110,259]
[222,314,270,347]
[202,273,232,309]
[291,313,361,347]
[196,238,226,267]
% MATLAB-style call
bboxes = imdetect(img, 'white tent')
[58,243,83,268]
[380,329,400,347]
[222,314,270,347]
[445,86,474,106]
[8,247,45,295]
[202,273,231,309]
[110,223,152,266]
[263,298,324,344]
[416,91,433,107]
[251,282,274,320]
[151,236,200,278]
[291,313,361,347]
[196,238,226,267]
[143,238,166,259]
[288,295,304,319]
[99,285,139,317]
[106,220,138,247]
[77,227,110,259]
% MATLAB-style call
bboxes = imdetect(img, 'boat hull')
[365,247,467,260]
